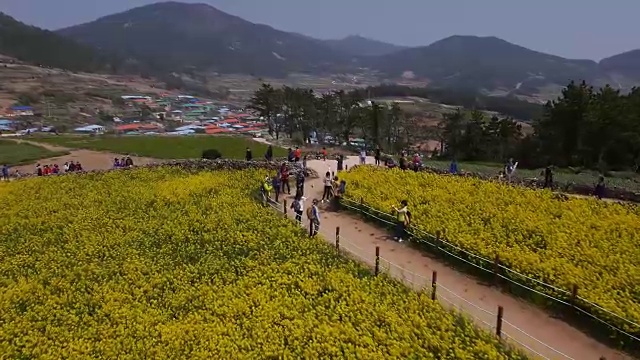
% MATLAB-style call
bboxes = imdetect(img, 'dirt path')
[9,138,71,153]
[6,139,160,174]
[274,156,630,360]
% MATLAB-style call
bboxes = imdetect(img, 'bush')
[202,149,222,160]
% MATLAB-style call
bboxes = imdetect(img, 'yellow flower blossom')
[0,167,525,359]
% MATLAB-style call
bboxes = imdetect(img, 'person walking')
[307,199,320,237]
[505,158,516,183]
[321,171,333,202]
[399,154,407,170]
[449,158,458,174]
[1,164,9,181]
[294,147,302,162]
[375,146,381,166]
[321,147,327,161]
[359,148,366,165]
[272,173,281,203]
[280,163,291,195]
[543,165,554,189]
[290,194,304,223]
[392,200,410,243]
[295,171,305,198]
[336,154,344,172]
[594,175,606,199]
[261,175,273,205]
[265,145,273,161]
[412,153,422,172]
[245,147,253,161]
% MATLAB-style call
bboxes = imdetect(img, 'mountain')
[323,35,407,56]
[599,50,640,80]
[367,35,602,92]
[0,12,114,72]
[56,1,351,77]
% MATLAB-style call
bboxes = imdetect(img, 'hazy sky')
[2,0,638,60]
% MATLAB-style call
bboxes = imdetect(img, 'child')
[290,194,304,223]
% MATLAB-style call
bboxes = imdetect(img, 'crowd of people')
[113,156,135,168]
[0,155,138,182]
[259,151,349,238]
[35,161,84,177]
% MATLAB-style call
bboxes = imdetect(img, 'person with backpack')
[392,200,410,243]
[246,147,253,161]
[307,199,320,237]
[290,194,304,223]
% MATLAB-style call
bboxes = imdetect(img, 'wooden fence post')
[335,227,340,250]
[360,197,364,206]
[431,271,438,301]
[571,285,579,306]
[493,254,500,285]
[283,199,287,217]
[375,246,380,276]
[309,218,314,237]
[496,306,504,338]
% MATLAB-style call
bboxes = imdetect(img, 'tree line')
[249,83,414,153]
[251,81,640,171]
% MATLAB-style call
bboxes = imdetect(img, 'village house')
[7,106,34,116]
[74,125,105,134]
[0,119,14,132]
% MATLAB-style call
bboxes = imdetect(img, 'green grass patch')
[0,139,68,166]
[31,135,287,160]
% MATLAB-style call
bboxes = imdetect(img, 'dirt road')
[274,156,630,360]
[6,139,160,174]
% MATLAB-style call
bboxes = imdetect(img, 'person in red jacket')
[294,147,302,162]
[280,163,291,195]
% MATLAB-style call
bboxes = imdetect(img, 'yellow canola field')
[0,168,526,360]
[340,166,640,335]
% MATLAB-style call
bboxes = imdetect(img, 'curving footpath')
[275,155,631,360]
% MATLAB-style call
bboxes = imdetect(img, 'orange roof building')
[205,127,230,135]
